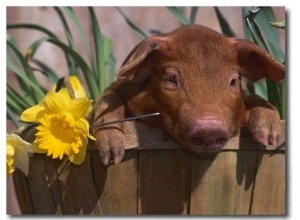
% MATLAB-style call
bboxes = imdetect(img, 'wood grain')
[250,151,285,215]
[92,151,138,215]
[11,121,285,215]
[189,151,258,215]
[138,150,190,214]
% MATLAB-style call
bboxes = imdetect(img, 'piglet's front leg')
[91,89,126,165]
[245,94,282,147]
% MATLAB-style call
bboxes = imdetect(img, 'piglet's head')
[115,25,285,153]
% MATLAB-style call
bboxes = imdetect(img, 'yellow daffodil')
[52,76,87,99]
[6,133,33,177]
[67,76,87,98]
[21,91,95,165]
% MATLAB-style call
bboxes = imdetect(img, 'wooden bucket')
[10,121,285,215]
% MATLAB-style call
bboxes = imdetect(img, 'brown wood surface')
[138,150,190,214]
[10,169,34,214]
[189,151,258,215]
[25,155,57,214]
[46,154,101,214]
[11,121,285,215]
[250,151,285,215]
[92,151,138,215]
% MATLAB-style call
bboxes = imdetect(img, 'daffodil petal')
[52,84,72,99]
[6,139,15,177]
[33,143,48,154]
[12,133,34,151]
[87,134,96,141]
[21,102,46,122]
[68,98,92,120]
[76,118,89,135]
[6,133,33,177]
[44,91,71,114]
[76,118,96,141]
[6,139,15,157]
[57,87,72,99]
[68,136,87,165]
[7,158,14,177]
[69,76,87,98]
[13,147,30,176]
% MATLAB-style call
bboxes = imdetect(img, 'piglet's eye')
[229,78,237,87]
[164,67,180,90]
[228,73,240,91]
[166,75,178,85]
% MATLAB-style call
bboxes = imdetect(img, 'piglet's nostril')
[188,119,230,151]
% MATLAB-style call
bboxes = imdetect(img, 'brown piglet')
[91,25,285,165]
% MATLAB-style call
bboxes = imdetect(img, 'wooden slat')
[189,151,258,215]
[11,169,34,214]
[41,155,65,214]
[92,151,138,215]
[16,127,56,214]
[44,154,101,214]
[25,154,57,214]
[138,150,190,214]
[250,151,285,215]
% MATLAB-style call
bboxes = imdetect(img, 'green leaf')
[7,35,23,66]
[214,7,236,37]
[64,7,95,73]
[7,105,21,128]
[253,79,267,100]
[9,37,58,93]
[242,7,285,119]
[7,37,34,97]
[54,7,74,46]
[26,37,51,59]
[189,7,198,24]
[31,59,59,84]
[252,7,284,60]
[102,38,115,86]
[54,7,80,77]
[279,81,285,119]
[115,7,148,39]
[167,7,190,25]
[7,23,58,38]
[7,83,36,108]
[7,42,45,102]
[44,38,100,99]
[108,52,116,84]
[243,9,268,51]
[242,7,253,40]
[6,93,24,116]
[88,7,106,91]
[266,79,280,112]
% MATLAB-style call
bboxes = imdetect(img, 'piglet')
[91,25,285,165]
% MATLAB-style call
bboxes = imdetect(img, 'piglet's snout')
[188,118,230,151]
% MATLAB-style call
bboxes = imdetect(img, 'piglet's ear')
[234,39,285,83]
[115,36,169,81]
